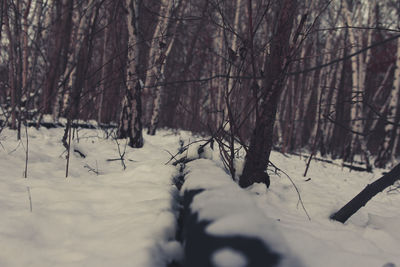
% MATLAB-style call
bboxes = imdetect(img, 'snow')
[181,144,400,267]
[212,248,248,267]
[0,127,182,267]
[0,127,400,267]
[255,152,400,267]
[183,159,301,267]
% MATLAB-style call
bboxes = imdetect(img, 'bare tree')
[239,0,298,188]
[2,0,400,179]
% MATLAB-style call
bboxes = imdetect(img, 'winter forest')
[1,0,400,266]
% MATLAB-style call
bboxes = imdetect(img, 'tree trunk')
[0,0,4,42]
[147,0,184,135]
[344,0,372,171]
[4,0,19,131]
[97,8,111,123]
[22,0,32,97]
[375,34,400,167]
[118,0,143,148]
[42,0,72,116]
[163,0,208,128]
[369,63,394,133]
[58,0,96,121]
[143,0,172,126]
[223,0,242,123]
[239,0,297,188]
[331,163,400,223]
[323,34,343,154]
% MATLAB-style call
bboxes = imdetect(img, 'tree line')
[1,0,400,188]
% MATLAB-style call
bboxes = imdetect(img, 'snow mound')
[183,159,302,267]
[212,248,248,267]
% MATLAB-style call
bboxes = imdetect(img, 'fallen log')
[331,163,400,223]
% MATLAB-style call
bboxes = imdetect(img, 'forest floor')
[0,127,399,267]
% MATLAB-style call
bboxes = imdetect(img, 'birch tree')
[343,0,374,170]
[375,30,400,167]
[21,0,32,101]
[118,0,144,148]
[147,0,184,135]
[55,0,96,120]
[41,0,72,117]
[224,0,242,124]
[212,4,225,128]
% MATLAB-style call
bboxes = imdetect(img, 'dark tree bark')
[331,163,400,223]
[0,0,4,42]
[130,81,144,147]
[239,0,298,188]
[3,0,16,130]
[42,0,72,115]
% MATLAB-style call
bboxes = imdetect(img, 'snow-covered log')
[179,159,300,267]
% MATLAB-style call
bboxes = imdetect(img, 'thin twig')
[269,161,311,221]
[24,124,28,178]
[106,158,124,162]
[143,34,400,89]
[164,139,208,165]
[8,141,22,154]
[84,163,100,175]
[304,90,324,177]
[164,149,180,165]
[26,186,32,212]
[114,137,127,170]
[66,120,72,178]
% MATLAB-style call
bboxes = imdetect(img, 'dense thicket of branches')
[1,0,400,186]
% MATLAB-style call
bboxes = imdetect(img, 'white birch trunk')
[310,38,333,148]
[53,0,94,120]
[215,20,225,127]
[148,0,184,135]
[223,0,242,131]
[118,0,143,147]
[324,37,343,150]
[144,0,174,124]
[148,32,177,135]
[344,0,373,169]
[385,7,400,165]
[377,37,400,166]
[344,1,361,153]
[22,0,32,98]
[97,21,108,123]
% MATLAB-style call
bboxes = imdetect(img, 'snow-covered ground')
[261,152,400,267]
[0,127,399,267]
[0,127,182,267]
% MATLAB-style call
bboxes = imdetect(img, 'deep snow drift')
[0,127,399,267]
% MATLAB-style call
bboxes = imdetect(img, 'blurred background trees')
[1,0,400,185]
